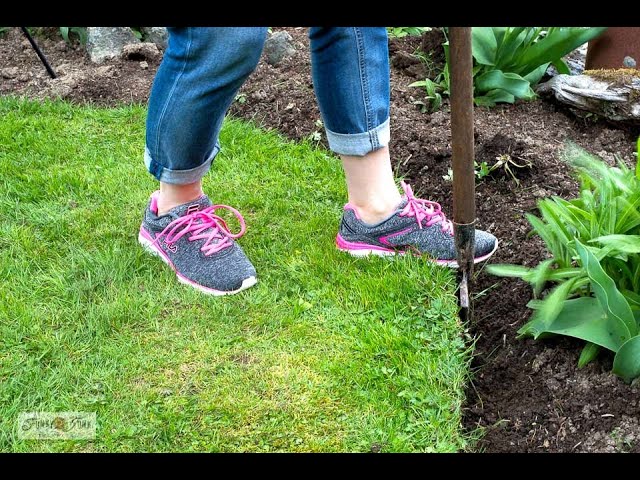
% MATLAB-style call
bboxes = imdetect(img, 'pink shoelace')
[152,205,246,256]
[399,181,454,235]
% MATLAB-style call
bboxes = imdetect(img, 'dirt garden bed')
[2,26,640,452]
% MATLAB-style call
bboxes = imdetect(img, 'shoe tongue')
[169,194,212,219]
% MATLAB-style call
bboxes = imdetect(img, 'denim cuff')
[144,144,220,185]
[325,118,390,156]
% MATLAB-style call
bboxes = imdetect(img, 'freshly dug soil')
[2,26,640,452]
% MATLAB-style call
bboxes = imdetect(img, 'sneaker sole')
[336,233,499,269]
[138,229,257,296]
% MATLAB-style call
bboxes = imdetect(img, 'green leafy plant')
[487,142,640,382]
[59,27,88,45]
[468,27,606,106]
[387,27,430,39]
[130,27,144,41]
[410,27,606,108]
[408,78,442,113]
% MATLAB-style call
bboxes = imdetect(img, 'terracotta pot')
[585,27,640,70]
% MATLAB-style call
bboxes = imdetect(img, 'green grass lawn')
[0,98,472,452]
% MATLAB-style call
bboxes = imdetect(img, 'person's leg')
[140,27,267,295]
[146,27,268,214]
[309,27,399,224]
[309,27,498,265]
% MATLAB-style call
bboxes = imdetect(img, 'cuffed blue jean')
[145,27,390,184]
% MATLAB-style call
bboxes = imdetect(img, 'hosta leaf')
[575,240,636,339]
[521,297,624,352]
[475,70,532,99]
[578,342,601,368]
[471,27,497,66]
[523,62,550,86]
[613,336,640,383]
[485,88,515,104]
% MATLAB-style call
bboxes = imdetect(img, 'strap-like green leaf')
[578,342,601,368]
[551,58,570,75]
[523,62,550,86]
[475,70,532,99]
[517,27,607,76]
[575,240,636,339]
[471,27,497,66]
[613,336,640,383]
[520,296,624,351]
[519,278,577,336]
[591,235,640,254]
[485,264,531,278]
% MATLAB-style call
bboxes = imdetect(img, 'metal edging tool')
[449,27,475,322]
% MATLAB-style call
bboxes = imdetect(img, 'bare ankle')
[352,199,400,224]
[157,181,204,215]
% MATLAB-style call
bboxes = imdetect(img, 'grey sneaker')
[138,191,257,295]
[336,182,498,268]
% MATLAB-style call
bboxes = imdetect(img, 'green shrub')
[488,141,640,382]
[410,27,606,108]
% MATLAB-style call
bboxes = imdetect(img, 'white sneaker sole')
[338,239,499,269]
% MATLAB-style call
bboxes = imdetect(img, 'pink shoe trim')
[343,203,362,220]
[335,233,397,253]
[150,191,160,215]
[379,227,413,246]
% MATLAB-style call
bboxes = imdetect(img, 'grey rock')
[1,66,19,79]
[263,31,295,66]
[140,61,149,70]
[142,27,168,49]
[87,27,139,64]
[121,42,161,61]
[623,56,637,68]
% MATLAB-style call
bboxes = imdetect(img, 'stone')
[537,71,640,124]
[121,42,160,61]
[86,27,139,64]
[1,66,19,79]
[140,61,149,70]
[263,31,295,66]
[95,65,116,77]
[142,27,168,49]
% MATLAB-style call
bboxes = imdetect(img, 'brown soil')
[2,26,640,452]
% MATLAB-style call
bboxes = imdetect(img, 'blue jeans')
[145,27,390,184]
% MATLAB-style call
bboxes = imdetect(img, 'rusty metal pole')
[449,27,476,322]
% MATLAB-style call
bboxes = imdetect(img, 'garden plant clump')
[410,27,606,109]
[489,139,640,382]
